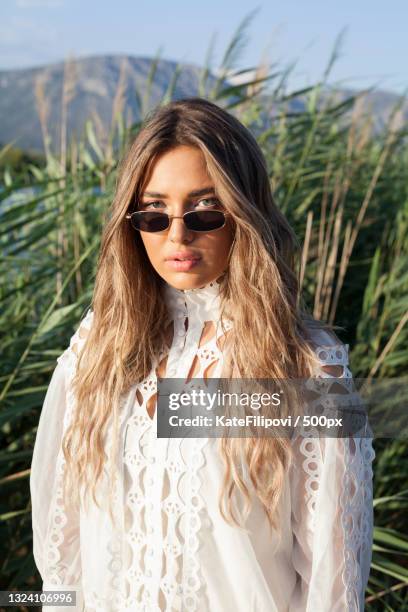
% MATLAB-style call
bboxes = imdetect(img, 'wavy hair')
[62,97,339,534]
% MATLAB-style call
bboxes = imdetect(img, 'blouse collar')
[163,278,222,323]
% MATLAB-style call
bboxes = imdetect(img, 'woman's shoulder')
[304,323,350,378]
[56,307,94,369]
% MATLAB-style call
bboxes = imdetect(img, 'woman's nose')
[168,215,193,242]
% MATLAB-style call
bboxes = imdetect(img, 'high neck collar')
[163,279,222,323]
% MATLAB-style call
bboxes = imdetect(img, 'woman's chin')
[162,271,218,291]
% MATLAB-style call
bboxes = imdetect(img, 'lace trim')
[118,328,223,611]
[45,306,223,610]
[298,436,322,523]
[298,339,374,610]
[298,341,351,520]
[46,309,94,584]
[340,435,375,611]
[182,438,208,611]
[52,308,130,610]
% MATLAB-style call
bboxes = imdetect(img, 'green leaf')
[37,304,78,336]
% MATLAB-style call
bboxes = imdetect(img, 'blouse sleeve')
[289,331,375,612]
[30,309,94,612]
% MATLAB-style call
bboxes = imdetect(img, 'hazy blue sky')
[1,0,406,94]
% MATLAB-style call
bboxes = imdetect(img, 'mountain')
[0,55,406,154]
[0,55,223,153]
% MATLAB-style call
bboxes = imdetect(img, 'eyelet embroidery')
[44,304,373,612]
[297,338,374,611]
[47,309,94,585]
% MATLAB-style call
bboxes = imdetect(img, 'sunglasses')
[125,209,230,233]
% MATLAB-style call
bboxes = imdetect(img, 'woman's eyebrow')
[142,186,216,198]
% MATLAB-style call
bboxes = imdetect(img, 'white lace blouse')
[30,280,375,612]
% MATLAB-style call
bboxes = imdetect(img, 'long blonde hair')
[62,97,338,534]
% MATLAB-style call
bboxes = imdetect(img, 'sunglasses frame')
[125,209,231,233]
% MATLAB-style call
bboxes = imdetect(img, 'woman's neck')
[163,278,222,323]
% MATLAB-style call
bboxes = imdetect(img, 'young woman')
[30,97,375,612]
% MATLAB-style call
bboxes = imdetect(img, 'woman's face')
[137,145,235,290]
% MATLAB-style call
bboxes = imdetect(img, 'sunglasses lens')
[129,210,226,232]
[131,212,169,232]
[186,210,226,231]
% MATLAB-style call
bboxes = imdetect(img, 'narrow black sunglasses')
[125,208,230,233]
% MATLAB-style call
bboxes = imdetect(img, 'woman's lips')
[165,258,201,271]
